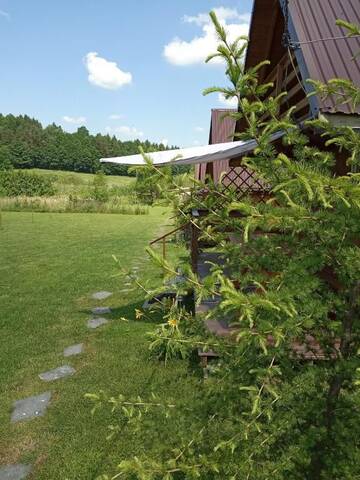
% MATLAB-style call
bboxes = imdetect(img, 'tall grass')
[0,195,149,215]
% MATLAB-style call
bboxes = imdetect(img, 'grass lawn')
[0,210,196,479]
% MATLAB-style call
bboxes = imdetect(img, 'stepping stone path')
[91,291,112,300]
[11,392,51,423]
[39,365,75,382]
[0,464,32,480]
[8,287,114,475]
[87,317,108,329]
[63,343,83,357]
[92,306,111,315]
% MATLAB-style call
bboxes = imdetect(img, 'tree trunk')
[308,281,360,479]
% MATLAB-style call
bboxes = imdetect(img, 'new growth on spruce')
[86,12,360,480]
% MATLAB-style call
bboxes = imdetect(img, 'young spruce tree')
[87,14,360,480]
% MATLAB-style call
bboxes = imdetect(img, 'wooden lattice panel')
[221,166,270,201]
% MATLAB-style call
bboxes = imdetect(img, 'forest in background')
[0,114,186,176]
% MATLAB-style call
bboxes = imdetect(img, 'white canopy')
[100,132,284,167]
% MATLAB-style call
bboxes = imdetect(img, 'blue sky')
[0,0,253,147]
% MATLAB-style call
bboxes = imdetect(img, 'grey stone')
[91,306,111,315]
[39,365,75,382]
[63,343,83,357]
[87,317,108,329]
[11,392,51,423]
[91,291,112,300]
[0,464,32,480]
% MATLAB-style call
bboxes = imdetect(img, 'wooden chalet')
[100,2,360,356]
[195,0,360,184]
[192,0,360,358]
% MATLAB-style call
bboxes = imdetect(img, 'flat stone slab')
[92,291,112,300]
[0,464,32,480]
[11,392,51,423]
[39,365,75,382]
[91,306,111,315]
[87,317,108,329]
[63,343,83,357]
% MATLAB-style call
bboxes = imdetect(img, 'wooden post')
[191,222,199,273]
[162,237,166,260]
[275,64,281,95]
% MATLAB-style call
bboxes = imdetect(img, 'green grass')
[22,168,135,194]
[0,210,195,479]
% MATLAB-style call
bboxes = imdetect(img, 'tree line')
[0,114,185,176]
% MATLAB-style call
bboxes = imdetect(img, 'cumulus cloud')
[63,115,87,124]
[84,52,132,90]
[194,126,204,132]
[105,125,144,139]
[109,114,124,120]
[163,7,250,66]
[218,93,238,107]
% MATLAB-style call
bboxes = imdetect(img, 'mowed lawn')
[0,211,196,479]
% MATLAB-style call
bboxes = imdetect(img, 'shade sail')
[100,131,284,167]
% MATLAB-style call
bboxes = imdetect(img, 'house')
[101,1,359,178]
[195,0,360,183]
[100,2,360,359]
[101,0,360,271]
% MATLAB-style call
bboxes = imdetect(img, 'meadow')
[0,210,196,479]
[24,168,135,195]
[0,169,148,215]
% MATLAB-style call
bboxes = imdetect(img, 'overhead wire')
[291,34,360,47]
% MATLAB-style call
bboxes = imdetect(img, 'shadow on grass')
[78,300,165,325]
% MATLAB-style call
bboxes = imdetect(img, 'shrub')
[0,170,55,197]
[90,172,109,202]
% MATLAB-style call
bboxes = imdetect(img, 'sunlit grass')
[0,210,195,479]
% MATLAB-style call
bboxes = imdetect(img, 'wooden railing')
[149,223,189,260]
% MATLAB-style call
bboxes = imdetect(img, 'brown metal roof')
[289,0,360,115]
[209,108,236,144]
[204,109,236,182]
[244,0,360,116]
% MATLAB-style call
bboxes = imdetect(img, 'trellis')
[220,166,271,201]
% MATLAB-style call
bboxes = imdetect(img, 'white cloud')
[194,126,204,132]
[105,125,144,140]
[163,7,250,66]
[193,140,201,145]
[218,93,238,107]
[84,52,132,90]
[183,8,250,26]
[0,10,10,20]
[160,138,168,147]
[62,115,87,124]
[109,114,124,120]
